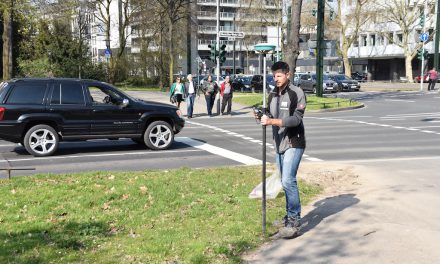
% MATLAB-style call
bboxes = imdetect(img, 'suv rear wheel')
[144,121,174,150]
[23,124,59,157]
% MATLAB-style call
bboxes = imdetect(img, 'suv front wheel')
[23,124,59,157]
[144,121,174,150]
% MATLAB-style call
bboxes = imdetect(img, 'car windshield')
[334,75,352,81]
[312,75,330,80]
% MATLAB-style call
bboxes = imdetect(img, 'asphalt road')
[1,90,440,178]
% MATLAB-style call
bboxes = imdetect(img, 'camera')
[253,107,264,119]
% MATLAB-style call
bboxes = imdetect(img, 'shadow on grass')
[0,221,110,264]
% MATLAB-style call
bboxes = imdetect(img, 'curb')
[308,103,365,113]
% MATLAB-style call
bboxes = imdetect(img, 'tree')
[336,0,371,77]
[1,0,13,80]
[375,0,435,82]
[155,0,189,87]
[285,0,302,78]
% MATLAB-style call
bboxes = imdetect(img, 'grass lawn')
[232,93,361,111]
[0,166,321,263]
[117,86,162,92]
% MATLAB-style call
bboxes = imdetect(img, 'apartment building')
[195,0,282,75]
[345,0,437,81]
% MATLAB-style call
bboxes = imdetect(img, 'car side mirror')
[121,98,129,108]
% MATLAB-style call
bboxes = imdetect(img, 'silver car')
[298,73,338,94]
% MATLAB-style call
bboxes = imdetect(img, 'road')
[1,90,440,177]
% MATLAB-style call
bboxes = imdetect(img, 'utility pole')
[216,0,221,114]
[316,0,325,97]
[233,15,236,78]
[434,0,440,70]
[421,0,427,92]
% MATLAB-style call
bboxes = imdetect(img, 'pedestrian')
[185,74,198,118]
[201,75,218,117]
[427,67,438,91]
[170,76,185,109]
[257,61,306,238]
[220,75,233,115]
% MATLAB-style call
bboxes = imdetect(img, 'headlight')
[342,83,348,86]
[245,85,250,88]
[269,84,275,89]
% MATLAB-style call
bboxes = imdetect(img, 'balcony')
[197,0,278,8]
[197,39,265,51]
[197,11,278,22]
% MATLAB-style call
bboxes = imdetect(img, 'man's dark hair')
[271,61,290,73]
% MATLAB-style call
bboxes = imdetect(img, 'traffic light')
[208,42,217,61]
[219,44,226,65]
[330,9,335,20]
[312,8,317,17]
[420,13,425,27]
[417,48,428,60]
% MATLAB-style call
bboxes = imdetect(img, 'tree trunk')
[285,0,302,80]
[2,4,13,80]
[168,17,174,88]
[405,54,414,83]
[341,42,351,77]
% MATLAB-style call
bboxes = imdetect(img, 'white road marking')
[427,120,440,123]
[410,126,440,129]
[175,137,261,165]
[0,148,203,163]
[187,120,323,162]
[336,156,440,163]
[384,99,416,102]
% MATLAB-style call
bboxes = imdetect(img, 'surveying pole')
[254,43,275,235]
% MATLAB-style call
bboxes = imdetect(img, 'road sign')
[219,31,245,39]
[420,32,429,42]
[104,48,112,58]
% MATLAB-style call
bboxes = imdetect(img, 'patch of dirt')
[298,162,362,194]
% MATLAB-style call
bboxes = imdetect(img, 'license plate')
[351,85,357,88]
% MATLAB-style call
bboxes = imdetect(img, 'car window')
[87,85,122,105]
[301,75,309,80]
[0,82,8,100]
[6,82,47,105]
[51,81,85,105]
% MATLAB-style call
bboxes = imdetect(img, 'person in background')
[170,76,185,109]
[201,75,218,117]
[220,75,233,115]
[185,74,198,118]
[427,67,438,91]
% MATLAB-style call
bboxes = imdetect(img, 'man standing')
[185,74,198,118]
[428,67,438,91]
[220,75,233,115]
[260,61,306,238]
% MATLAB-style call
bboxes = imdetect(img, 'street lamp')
[254,43,275,235]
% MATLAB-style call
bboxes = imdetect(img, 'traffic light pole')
[434,0,440,70]
[316,0,325,97]
[421,1,427,92]
[216,0,221,115]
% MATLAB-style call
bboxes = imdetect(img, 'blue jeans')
[275,148,305,219]
[186,93,195,117]
[205,94,215,115]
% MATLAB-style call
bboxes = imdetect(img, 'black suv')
[0,78,185,156]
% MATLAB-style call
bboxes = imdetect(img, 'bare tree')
[336,0,371,77]
[155,0,189,87]
[375,0,434,82]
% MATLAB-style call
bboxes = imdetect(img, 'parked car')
[351,72,367,82]
[0,78,185,157]
[328,74,361,92]
[232,75,252,92]
[250,74,275,92]
[415,74,429,83]
[297,73,338,93]
[293,72,307,86]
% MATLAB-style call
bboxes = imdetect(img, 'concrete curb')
[308,103,365,113]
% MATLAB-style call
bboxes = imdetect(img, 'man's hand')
[261,115,270,126]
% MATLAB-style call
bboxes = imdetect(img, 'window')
[6,83,46,104]
[388,32,394,44]
[51,81,85,105]
[361,35,367,46]
[397,33,403,44]
[87,86,122,105]
[377,35,383,46]
[370,35,376,46]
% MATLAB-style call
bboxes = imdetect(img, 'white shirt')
[174,83,183,94]
[188,81,195,94]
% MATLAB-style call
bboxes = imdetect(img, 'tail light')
[0,107,5,120]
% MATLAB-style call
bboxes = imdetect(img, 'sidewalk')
[127,90,254,118]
